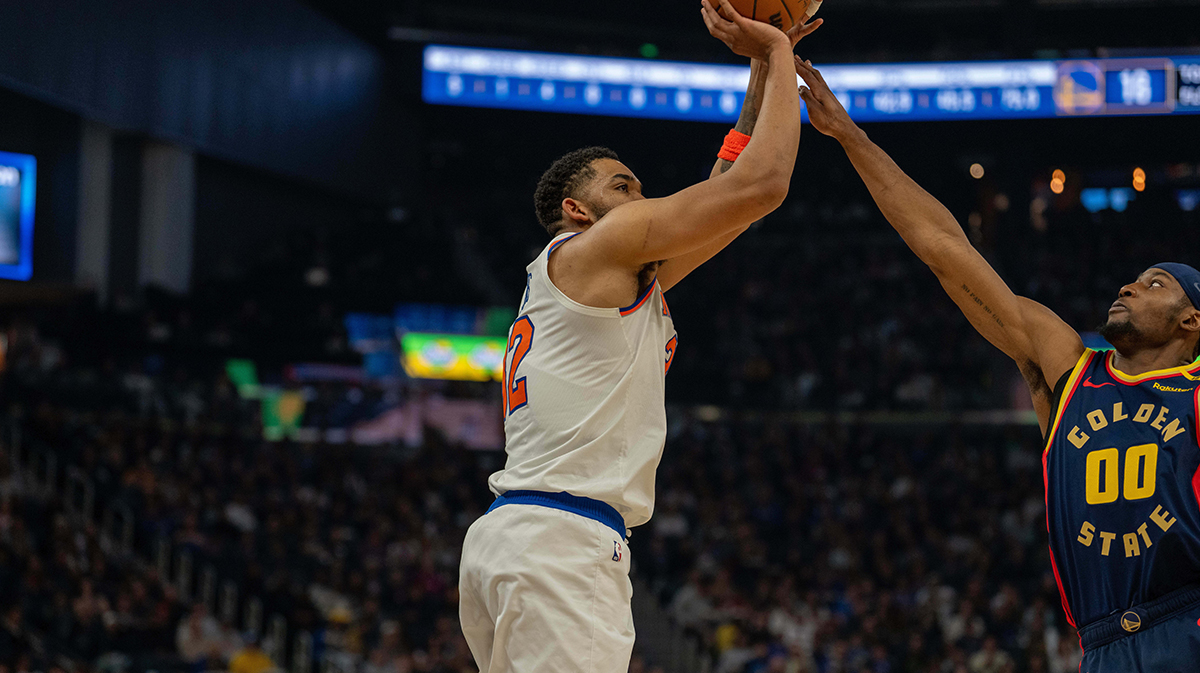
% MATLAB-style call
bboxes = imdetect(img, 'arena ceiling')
[306,0,1200,63]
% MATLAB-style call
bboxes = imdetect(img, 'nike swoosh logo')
[1082,377,1115,388]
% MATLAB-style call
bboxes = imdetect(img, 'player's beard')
[589,200,613,223]
[1098,301,1181,348]
[1098,317,1143,347]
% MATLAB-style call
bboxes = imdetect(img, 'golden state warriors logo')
[1055,61,1104,115]
[1121,610,1142,633]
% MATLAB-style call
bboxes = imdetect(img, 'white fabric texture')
[459,504,635,673]
[490,231,677,528]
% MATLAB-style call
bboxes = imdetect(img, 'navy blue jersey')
[1044,349,1200,628]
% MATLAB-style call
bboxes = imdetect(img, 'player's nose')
[1119,282,1137,298]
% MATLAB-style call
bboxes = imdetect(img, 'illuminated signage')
[0,151,35,281]
[401,332,506,382]
[423,45,1200,123]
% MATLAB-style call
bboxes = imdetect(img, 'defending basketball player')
[796,59,1200,671]
[457,3,821,672]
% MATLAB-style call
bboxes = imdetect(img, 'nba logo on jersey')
[612,541,622,562]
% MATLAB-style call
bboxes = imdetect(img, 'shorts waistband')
[1078,584,1200,650]
[486,490,626,539]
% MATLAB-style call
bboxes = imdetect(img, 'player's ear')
[562,197,591,224]
[1181,308,1200,334]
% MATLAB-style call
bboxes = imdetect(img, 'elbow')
[740,171,790,215]
[760,173,791,208]
[719,160,792,219]
[761,184,790,217]
[923,233,972,276]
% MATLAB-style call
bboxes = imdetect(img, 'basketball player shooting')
[796,58,1200,671]
[457,3,820,672]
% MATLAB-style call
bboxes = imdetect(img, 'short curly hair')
[533,146,619,235]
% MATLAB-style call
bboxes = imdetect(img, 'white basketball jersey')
[490,231,678,529]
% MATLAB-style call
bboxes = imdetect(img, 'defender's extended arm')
[796,58,1084,429]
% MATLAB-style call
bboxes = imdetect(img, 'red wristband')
[717,129,751,162]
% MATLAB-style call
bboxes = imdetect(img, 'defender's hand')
[701,0,790,61]
[795,57,859,141]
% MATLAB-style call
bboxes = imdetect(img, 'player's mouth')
[1109,301,1128,313]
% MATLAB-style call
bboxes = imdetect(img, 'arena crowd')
[2,184,1193,673]
[4,335,1081,673]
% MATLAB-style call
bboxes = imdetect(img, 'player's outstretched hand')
[795,57,858,140]
[701,0,790,61]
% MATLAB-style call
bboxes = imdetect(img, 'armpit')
[1019,359,1050,400]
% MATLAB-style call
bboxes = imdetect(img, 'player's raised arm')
[566,0,802,272]
[709,17,822,181]
[795,58,1084,427]
[657,17,823,292]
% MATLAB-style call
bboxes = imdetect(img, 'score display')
[1178,60,1200,109]
[1056,58,1177,115]
[423,46,1200,123]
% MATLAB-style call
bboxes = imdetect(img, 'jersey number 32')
[503,317,534,417]
[503,316,677,417]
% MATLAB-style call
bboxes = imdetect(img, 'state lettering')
[1075,502,1176,559]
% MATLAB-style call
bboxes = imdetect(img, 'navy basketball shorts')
[1079,585,1200,673]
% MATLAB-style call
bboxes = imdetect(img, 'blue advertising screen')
[423,46,1200,124]
[0,151,36,281]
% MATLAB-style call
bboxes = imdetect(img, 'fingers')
[700,0,734,41]
[714,0,747,25]
[794,57,829,95]
[804,58,829,87]
[798,85,818,110]
[700,2,718,34]
[700,0,734,38]
[786,17,823,44]
[794,55,820,87]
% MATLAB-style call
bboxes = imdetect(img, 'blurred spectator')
[968,636,1014,673]
[176,603,225,670]
[228,632,275,673]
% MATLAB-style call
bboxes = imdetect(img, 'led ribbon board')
[424,45,1200,123]
[0,151,36,281]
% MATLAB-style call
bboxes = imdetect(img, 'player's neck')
[558,222,591,235]
[1111,342,1197,376]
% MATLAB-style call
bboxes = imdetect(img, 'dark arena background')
[1,1,1199,672]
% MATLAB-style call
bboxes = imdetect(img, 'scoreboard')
[1058,58,1181,116]
[1176,60,1200,108]
[423,46,1200,124]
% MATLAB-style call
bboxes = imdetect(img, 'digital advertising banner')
[0,151,36,281]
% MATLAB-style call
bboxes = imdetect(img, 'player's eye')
[1151,280,1163,287]
[617,184,628,191]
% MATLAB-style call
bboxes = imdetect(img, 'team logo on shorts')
[612,541,622,562]
[1121,610,1142,633]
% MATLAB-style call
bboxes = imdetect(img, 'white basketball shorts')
[459,503,635,673]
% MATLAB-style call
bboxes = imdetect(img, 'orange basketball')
[721,0,824,32]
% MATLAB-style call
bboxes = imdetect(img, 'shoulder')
[1015,298,1086,382]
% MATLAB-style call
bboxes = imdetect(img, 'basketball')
[721,0,824,31]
